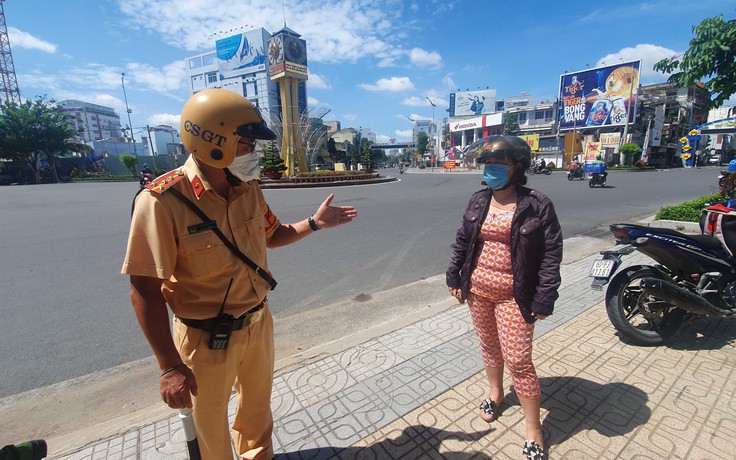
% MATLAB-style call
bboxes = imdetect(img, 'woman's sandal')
[522,440,544,460]
[478,398,499,422]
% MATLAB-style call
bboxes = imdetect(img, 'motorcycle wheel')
[719,176,726,187]
[588,179,595,188]
[527,168,536,175]
[543,169,551,175]
[605,265,684,346]
[567,174,573,181]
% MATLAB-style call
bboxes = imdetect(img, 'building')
[636,82,710,166]
[142,125,183,157]
[185,26,307,127]
[58,100,122,142]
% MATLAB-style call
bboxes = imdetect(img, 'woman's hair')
[512,160,528,186]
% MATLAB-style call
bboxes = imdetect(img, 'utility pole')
[121,72,138,158]
[0,0,22,107]
[426,96,436,171]
[146,125,158,170]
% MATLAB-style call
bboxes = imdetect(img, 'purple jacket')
[446,186,563,323]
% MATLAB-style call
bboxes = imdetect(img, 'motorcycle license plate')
[589,259,616,278]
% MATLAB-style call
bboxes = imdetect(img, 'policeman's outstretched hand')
[312,194,358,229]
[160,365,198,409]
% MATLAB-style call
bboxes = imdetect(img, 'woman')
[446,135,562,460]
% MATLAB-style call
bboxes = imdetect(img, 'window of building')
[535,111,545,120]
[202,53,216,66]
[518,113,527,123]
[189,57,202,69]
[206,72,217,84]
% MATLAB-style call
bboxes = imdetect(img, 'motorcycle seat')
[619,223,724,251]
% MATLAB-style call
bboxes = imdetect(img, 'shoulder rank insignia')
[145,168,186,194]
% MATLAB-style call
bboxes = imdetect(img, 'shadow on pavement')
[533,377,650,448]
[275,425,493,459]
[666,316,736,351]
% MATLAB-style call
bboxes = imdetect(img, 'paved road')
[0,167,721,397]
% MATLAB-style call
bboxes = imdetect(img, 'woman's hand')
[532,312,548,321]
[448,287,465,304]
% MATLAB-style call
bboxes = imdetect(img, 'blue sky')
[5,0,735,144]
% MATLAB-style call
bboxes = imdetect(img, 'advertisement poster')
[558,61,640,130]
[450,89,496,117]
[519,134,540,151]
[216,29,267,79]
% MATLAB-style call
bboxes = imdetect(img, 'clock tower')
[268,27,308,176]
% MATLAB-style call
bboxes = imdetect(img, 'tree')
[619,143,641,165]
[119,154,139,175]
[654,15,736,110]
[259,141,287,177]
[504,113,520,135]
[416,131,429,155]
[359,141,374,170]
[0,96,88,183]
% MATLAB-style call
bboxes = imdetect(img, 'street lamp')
[121,72,137,158]
[426,97,437,170]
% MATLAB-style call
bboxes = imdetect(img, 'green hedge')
[655,193,723,222]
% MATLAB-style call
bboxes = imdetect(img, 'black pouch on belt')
[208,278,234,350]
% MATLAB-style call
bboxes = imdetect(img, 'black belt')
[178,300,266,331]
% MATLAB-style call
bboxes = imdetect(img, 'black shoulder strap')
[167,187,277,290]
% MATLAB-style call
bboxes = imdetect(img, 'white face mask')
[227,154,260,182]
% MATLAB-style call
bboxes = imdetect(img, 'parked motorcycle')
[589,172,606,187]
[527,162,552,175]
[567,164,585,181]
[589,215,736,346]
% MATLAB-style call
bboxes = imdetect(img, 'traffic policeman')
[122,89,357,459]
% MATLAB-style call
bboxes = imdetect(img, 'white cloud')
[343,113,358,121]
[308,73,331,90]
[7,27,57,53]
[441,75,457,91]
[376,134,392,143]
[148,113,181,127]
[597,44,680,81]
[125,61,188,97]
[118,0,406,64]
[394,129,412,139]
[402,96,429,107]
[308,96,321,106]
[359,76,414,92]
[409,48,442,67]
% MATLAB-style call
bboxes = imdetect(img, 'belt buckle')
[248,308,264,325]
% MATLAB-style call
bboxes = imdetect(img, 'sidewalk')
[53,235,735,459]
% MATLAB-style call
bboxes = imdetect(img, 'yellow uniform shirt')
[121,156,280,319]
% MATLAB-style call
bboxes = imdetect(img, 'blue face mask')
[483,163,511,190]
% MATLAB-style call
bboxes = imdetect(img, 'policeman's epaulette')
[145,168,186,194]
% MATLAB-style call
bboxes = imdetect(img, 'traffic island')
[259,171,398,189]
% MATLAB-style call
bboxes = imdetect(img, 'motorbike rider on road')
[592,156,607,180]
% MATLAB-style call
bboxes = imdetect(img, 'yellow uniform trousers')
[173,306,275,460]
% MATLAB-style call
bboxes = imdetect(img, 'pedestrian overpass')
[370,142,414,151]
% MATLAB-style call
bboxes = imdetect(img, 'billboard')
[558,61,640,130]
[216,29,268,79]
[519,134,540,151]
[450,89,496,117]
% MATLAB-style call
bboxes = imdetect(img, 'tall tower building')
[0,0,21,106]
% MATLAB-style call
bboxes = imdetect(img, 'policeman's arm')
[130,275,198,408]
[267,193,357,247]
